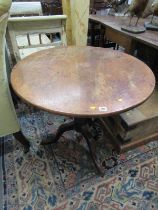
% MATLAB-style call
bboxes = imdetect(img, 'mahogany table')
[11,46,155,176]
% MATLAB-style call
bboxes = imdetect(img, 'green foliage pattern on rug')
[0,103,158,210]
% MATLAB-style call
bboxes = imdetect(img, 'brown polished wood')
[89,15,158,53]
[11,46,155,117]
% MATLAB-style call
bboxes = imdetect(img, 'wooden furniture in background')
[7,15,67,64]
[89,0,128,15]
[136,42,158,77]
[88,20,118,49]
[41,0,62,15]
[89,15,158,54]
[102,85,158,152]
[90,0,109,11]
[11,46,155,174]
[89,14,158,152]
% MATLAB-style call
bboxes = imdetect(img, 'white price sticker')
[99,106,108,112]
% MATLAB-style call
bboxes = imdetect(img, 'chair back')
[10,2,43,17]
[7,15,67,63]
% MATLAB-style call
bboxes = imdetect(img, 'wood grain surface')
[89,15,158,51]
[11,46,155,117]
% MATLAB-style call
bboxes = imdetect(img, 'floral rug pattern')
[0,103,158,210]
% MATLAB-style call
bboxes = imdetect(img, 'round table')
[11,46,155,175]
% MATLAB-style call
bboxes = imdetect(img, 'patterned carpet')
[1,103,158,210]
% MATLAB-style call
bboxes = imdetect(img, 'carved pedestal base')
[41,118,105,176]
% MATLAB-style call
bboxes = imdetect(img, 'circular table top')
[11,46,155,117]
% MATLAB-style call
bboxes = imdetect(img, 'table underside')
[42,117,106,176]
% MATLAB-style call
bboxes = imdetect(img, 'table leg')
[90,21,96,46]
[77,124,104,176]
[41,121,75,145]
[13,131,30,153]
[41,117,105,176]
